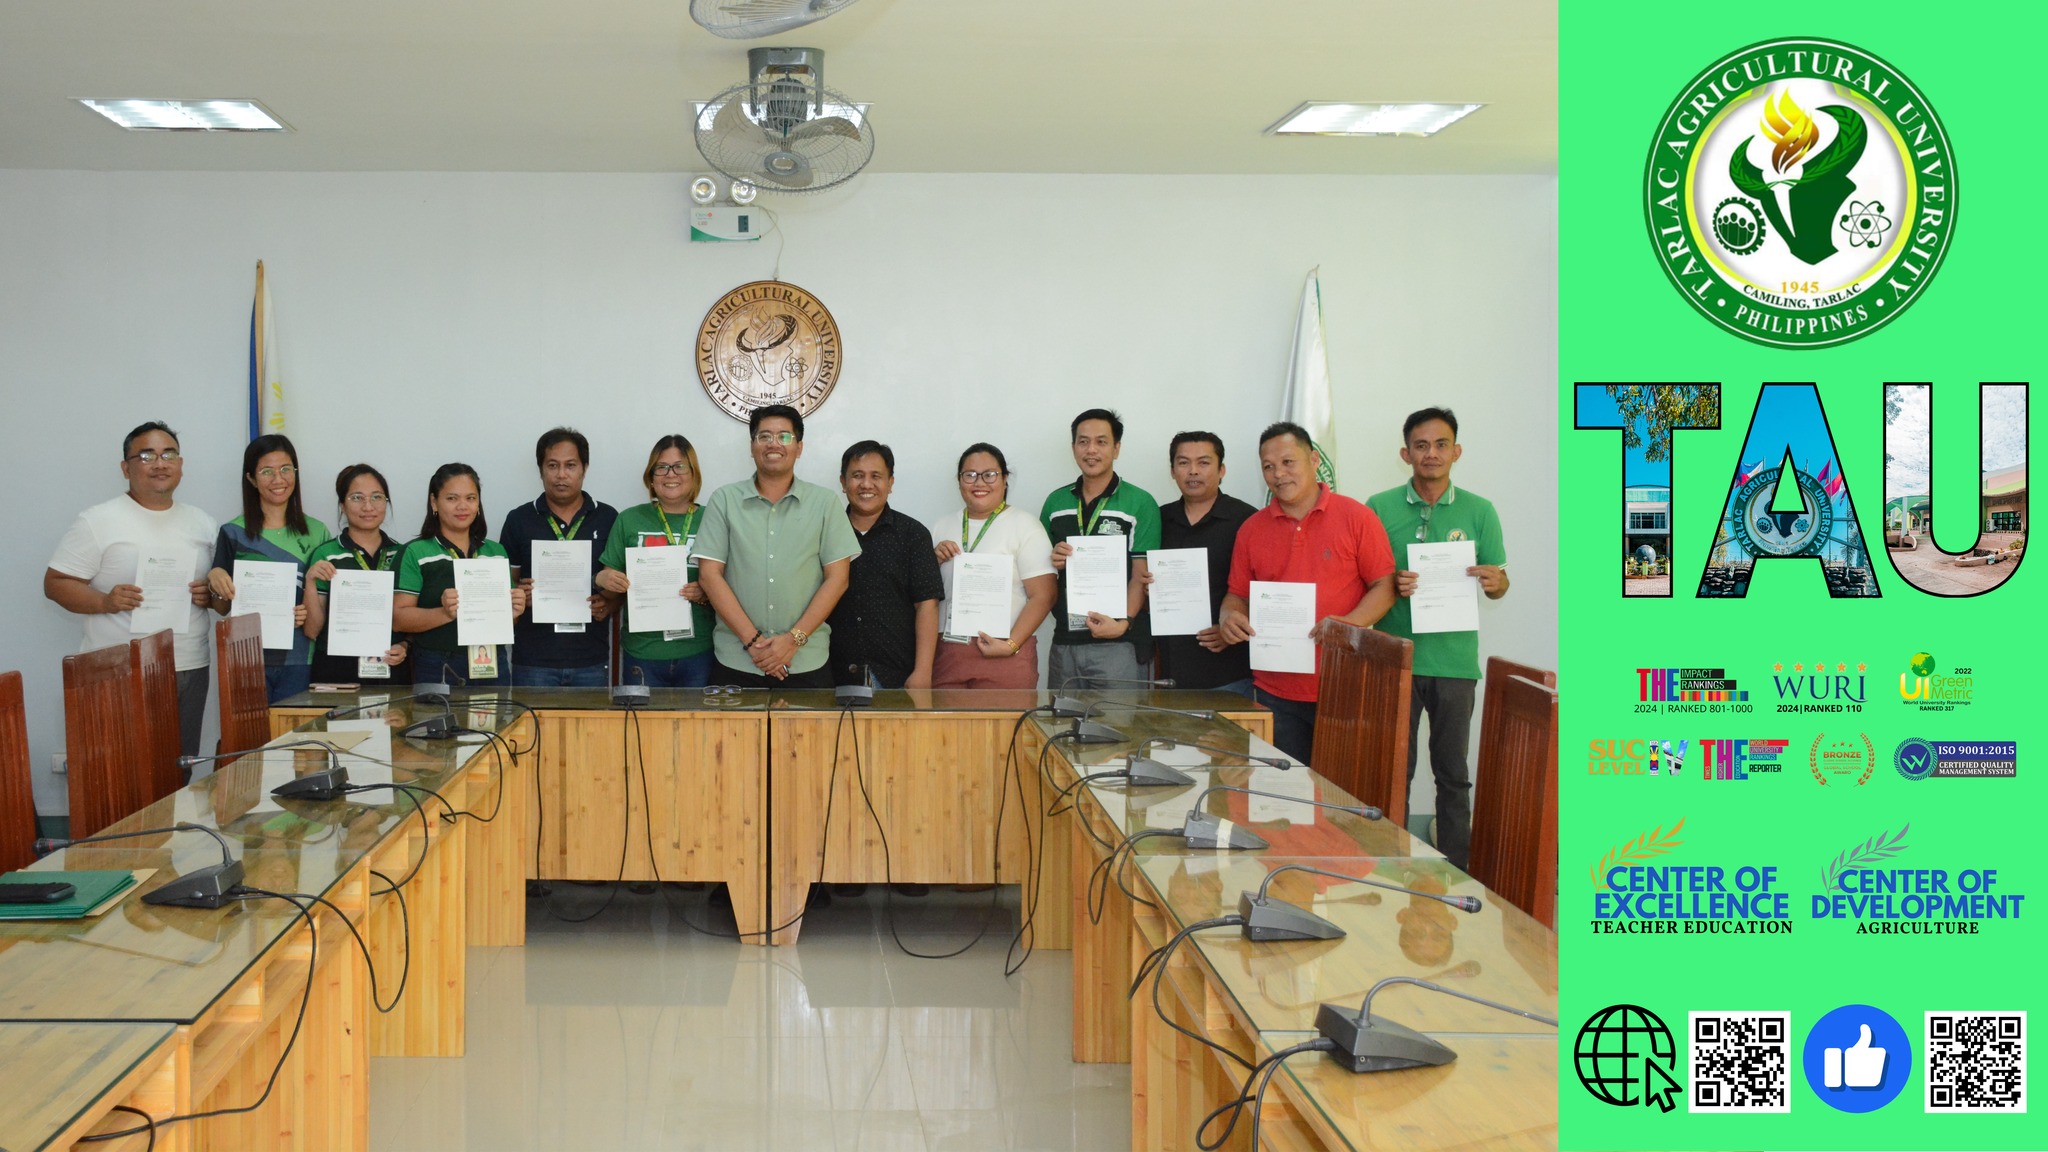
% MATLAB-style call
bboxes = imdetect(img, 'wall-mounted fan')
[693,47,875,194]
[689,0,863,40]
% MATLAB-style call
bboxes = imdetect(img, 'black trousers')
[1406,675,1476,867]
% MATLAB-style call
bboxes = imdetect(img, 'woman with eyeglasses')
[930,443,1057,690]
[393,463,528,687]
[300,464,410,687]
[596,435,717,687]
[205,434,334,702]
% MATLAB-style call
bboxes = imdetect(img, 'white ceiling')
[0,0,1556,175]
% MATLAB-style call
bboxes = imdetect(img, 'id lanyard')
[654,505,700,547]
[548,507,587,541]
[1076,481,1112,536]
[961,504,1006,553]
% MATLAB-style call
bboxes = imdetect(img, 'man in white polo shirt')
[45,421,218,758]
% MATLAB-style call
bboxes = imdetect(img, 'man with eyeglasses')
[501,427,619,687]
[695,405,860,689]
[1218,422,1395,766]
[44,421,218,757]
[1365,407,1507,868]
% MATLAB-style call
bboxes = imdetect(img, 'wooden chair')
[1467,663,1559,928]
[62,644,152,840]
[0,672,37,874]
[214,614,270,762]
[1308,621,1413,827]
[130,630,184,803]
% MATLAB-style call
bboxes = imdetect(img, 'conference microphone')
[323,673,463,719]
[1180,785,1381,850]
[1049,675,1174,718]
[179,741,349,801]
[1081,700,1218,722]
[1315,977,1558,1073]
[1238,864,1480,942]
[612,663,651,709]
[1143,737,1297,771]
[34,823,245,909]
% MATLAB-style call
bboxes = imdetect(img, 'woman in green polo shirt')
[204,434,333,703]
[393,463,527,687]
[301,463,411,687]
[596,435,716,687]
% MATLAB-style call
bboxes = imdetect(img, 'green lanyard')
[348,539,385,572]
[548,509,586,541]
[1076,480,1113,536]
[436,535,471,560]
[654,504,700,547]
[961,504,1006,553]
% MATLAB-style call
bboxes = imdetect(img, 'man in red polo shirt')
[1219,422,1395,764]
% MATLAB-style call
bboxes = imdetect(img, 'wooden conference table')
[1025,709,1560,1150]
[272,685,1272,948]
[0,711,527,1151]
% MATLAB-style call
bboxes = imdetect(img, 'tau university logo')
[1644,38,1955,348]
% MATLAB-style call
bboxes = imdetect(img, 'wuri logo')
[1771,660,1867,712]
[1899,652,1974,710]
[1644,38,1954,348]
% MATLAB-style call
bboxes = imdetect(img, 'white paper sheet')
[1246,765,1319,823]
[130,547,195,635]
[945,552,1014,640]
[1247,580,1316,673]
[453,557,514,647]
[624,546,693,634]
[326,569,395,658]
[231,559,299,650]
[1064,535,1127,624]
[530,541,593,624]
[1408,540,1481,633]
[1144,548,1210,637]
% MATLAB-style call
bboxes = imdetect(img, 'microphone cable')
[1131,914,1253,1074]
[1194,1037,1338,1151]
[540,705,633,925]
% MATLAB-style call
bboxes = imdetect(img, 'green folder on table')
[0,870,142,920]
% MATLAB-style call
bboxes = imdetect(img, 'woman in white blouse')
[931,442,1058,690]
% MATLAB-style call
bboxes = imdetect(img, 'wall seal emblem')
[695,280,843,422]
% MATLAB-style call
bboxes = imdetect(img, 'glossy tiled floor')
[369,886,1128,1151]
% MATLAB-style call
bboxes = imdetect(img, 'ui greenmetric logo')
[1644,38,1955,347]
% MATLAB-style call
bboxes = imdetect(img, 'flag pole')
[250,260,266,441]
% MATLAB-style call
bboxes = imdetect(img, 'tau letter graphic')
[1700,384,1876,598]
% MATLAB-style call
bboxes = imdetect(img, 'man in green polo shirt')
[695,404,860,689]
[1041,408,1161,690]
[1366,407,1508,869]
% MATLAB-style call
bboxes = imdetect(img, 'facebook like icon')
[1803,1004,1911,1113]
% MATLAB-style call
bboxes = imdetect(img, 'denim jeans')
[623,652,716,689]
[510,664,610,688]
[264,662,312,705]
[1255,687,1319,766]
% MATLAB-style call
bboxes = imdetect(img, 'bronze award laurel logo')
[695,280,843,423]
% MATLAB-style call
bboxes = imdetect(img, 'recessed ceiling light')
[1264,102,1484,138]
[77,99,289,132]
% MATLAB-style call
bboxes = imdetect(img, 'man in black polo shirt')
[502,427,619,687]
[1154,431,1257,695]
[827,441,943,689]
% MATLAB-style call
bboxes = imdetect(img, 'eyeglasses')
[254,466,297,480]
[752,431,797,446]
[958,470,1004,484]
[1415,503,1433,541]
[651,463,690,477]
[346,492,389,506]
[127,449,181,464]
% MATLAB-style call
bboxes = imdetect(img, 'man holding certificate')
[501,428,618,688]
[1040,409,1162,689]
[826,442,943,690]
[44,421,217,757]
[1220,422,1396,765]
[1366,408,1508,868]
[1153,432,1257,695]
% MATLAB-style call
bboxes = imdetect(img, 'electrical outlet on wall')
[51,753,66,775]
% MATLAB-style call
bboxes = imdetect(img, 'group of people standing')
[43,403,1506,864]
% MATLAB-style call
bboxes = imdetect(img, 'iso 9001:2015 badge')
[1644,38,1955,348]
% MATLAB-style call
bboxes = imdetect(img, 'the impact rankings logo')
[1562,11,2036,1148]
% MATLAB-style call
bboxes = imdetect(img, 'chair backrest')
[62,644,152,839]
[129,630,184,804]
[1468,664,1559,928]
[214,614,270,761]
[1478,656,1556,764]
[0,671,37,874]
[1309,621,1413,827]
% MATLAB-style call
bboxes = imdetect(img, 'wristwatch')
[790,627,810,648]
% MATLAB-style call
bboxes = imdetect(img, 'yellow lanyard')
[654,504,699,546]
[961,504,1006,552]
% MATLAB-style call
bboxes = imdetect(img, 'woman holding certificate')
[302,464,410,687]
[931,443,1057,690]
[204,435,333,702]
[596,436,717,687]
[394,463,527,687]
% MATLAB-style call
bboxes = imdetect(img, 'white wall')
[0,169,1557,818]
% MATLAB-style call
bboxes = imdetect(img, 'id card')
[664,629,690,642]
[357,657,392,680]
[554,623,586,633]
[469,644,499,680]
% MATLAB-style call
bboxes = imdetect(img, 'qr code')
[1926,1012,2026,1113]
[1687,1011,1789,1112]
